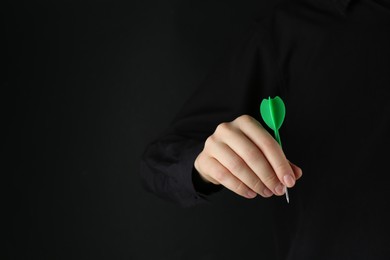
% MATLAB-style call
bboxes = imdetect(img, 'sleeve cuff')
[191,166,223,196]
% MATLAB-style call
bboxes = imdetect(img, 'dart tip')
[285,187,290,203]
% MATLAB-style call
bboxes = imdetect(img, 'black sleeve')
[139,19,282,208]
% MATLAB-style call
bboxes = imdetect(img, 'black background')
[5,0,280,259]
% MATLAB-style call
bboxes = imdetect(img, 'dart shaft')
[274,130,289,203]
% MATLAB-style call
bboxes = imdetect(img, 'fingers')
[233,115,296,188]
[207,139,274,197]
[195,152,258,199]
[212,124,282,196]
[194,114,303,200]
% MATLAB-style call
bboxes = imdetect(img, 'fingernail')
[247,190,257,198]
[275,184,285,195]
[263,188,273,197]
[284,175,295,187]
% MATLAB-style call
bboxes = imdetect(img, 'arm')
[139,21,288,207]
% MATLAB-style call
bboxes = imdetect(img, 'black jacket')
[140,0,390,258]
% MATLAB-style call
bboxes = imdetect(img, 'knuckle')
[252,179,263,194]
[204,135,216,148]
[194,153,202,171]
[260,137,276,151]
[245,147,260,163]
[238,114,252,122]
[261,172,279,187]
[236,115,253,126]
[213,168,227,183]
[274,162,292,176]
[195,153,208,173]
[215,122,231,134]
[234,181,246,194]
[229,157,245,173]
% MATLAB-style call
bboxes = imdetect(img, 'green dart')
[260,96,289,203]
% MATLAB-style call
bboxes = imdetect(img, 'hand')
[194,115,302,199]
